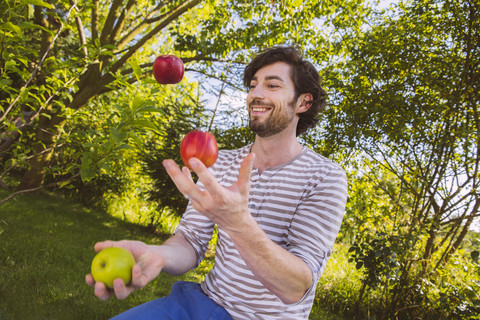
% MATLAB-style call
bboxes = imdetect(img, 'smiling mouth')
[251,106,271,112]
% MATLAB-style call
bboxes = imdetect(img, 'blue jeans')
[111,281,232,320]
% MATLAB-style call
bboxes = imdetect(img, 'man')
[86,46,348,319]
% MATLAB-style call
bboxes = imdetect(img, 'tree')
[1,0,370,201]
[328,0,480,317]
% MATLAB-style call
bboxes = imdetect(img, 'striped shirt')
[175,144,348,319]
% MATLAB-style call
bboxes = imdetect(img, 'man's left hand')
[162,153,255,233]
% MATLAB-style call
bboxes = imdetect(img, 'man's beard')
[248,99,296,138]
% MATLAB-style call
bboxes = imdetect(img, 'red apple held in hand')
[153,55,184,84]
[180,130,219,169]
[91,247,136,289]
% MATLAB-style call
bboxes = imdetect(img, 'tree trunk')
[18,70,103,190]
[18,112,65,189]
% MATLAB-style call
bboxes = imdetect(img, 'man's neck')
[251,132,304,173]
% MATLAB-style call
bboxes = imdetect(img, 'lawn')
[0,190,347,320]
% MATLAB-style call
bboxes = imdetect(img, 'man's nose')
[249,85,265,99]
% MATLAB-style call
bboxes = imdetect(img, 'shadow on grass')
[0,190,182,320]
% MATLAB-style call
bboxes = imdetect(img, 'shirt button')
[250,204,256,209]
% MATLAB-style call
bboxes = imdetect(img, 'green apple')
[91,247,135,289]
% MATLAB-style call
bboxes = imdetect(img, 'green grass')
[311,244,361,318]
[0,190,347,320]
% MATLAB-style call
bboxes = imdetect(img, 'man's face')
[246,62,299,138]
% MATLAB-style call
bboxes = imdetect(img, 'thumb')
[236,153,255,193]
[94,240,115,252]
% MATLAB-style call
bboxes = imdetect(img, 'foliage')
[25,64,194,232]
[343,163,480,319]
[214,125,255,150]
[0,0,371,217]
[0,0,368,199]
[321,0,480,317]
[142,100,207,216]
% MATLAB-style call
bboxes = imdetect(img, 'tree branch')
[0,172,80,207]
[99,0,123,46]
[108,0,136,45]
[106,0,202,77]
[91,0,98,41]
[70,1,88,57]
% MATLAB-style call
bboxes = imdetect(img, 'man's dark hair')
[243,46,327,136]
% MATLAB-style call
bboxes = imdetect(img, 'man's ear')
[296,93,313,114]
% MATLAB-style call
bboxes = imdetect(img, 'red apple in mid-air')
[180,130,218,169]
[91,247,135,289]
[153,55,184,84]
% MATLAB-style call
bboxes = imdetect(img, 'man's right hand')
[85,240,165,300]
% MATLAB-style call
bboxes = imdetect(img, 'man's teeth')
[252,107,269,112]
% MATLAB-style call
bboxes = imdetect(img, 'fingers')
[188,158,222,196]
[162,159,190,193]
[163,158,206,201]
[130,264,150,289]
[86,272,136,301]
[191,153,254,195]
[163,154,254,207]
[182,166,194,184]
[85,273,95,287]
[112,278,134,300]
[94,281,113,301]
[86,273,122,301]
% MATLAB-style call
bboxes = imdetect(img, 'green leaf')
[110,127,127,144]
[0,22,22,36]
[127,132,143,147]
[80,166,96,182]
[4,60,18,71]
[131,96,145,111]
[5,158,17,168]
[58,180,74,189]
[130,119,158,131]
[114,144,134,151]
[101,140,114,153]
[19,87,29,101]
[135,105,164,114]
[80,158,97,182]
[21,0,54,9]
[27,4,34,19]
[472,250,479,262]
[0,78,12,88]
[129,59,142,80]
